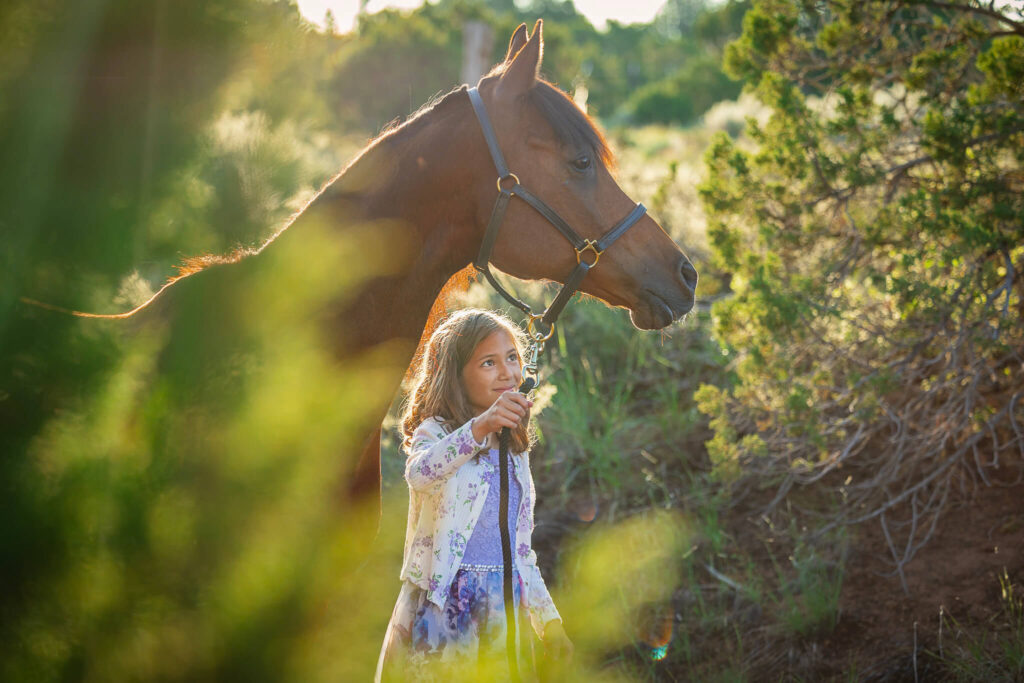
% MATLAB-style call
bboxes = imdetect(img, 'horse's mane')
[377,84,468,140]
[173,86,473,284]
[405,264,477,382]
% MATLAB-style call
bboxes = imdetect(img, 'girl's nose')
[498,359,518,381]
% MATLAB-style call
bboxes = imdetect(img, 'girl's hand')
[542,619,574,662]
[471,391,532,442]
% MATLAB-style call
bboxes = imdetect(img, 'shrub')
[699,0,1024,577]
[628,54,743,125]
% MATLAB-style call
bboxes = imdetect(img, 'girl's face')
[461,329,522,415]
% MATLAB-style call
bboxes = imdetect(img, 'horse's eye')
[571,155,592,172]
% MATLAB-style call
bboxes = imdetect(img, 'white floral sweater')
[399,416,561,635]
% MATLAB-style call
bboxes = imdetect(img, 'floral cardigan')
[400,416,561,635]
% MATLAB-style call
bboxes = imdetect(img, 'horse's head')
[470,21,697,330]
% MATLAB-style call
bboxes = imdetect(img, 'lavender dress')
[379,448,532,680]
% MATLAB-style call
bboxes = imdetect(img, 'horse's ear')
[497,19,542,99]
[504,23,529,63]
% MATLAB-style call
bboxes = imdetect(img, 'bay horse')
[26,21,697,522]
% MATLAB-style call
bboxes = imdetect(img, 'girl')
[376,309,572,681]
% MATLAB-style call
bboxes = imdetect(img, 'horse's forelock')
[530,80,614,169]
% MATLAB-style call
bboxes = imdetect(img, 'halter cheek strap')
[467,86,647,339]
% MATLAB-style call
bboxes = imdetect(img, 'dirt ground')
[534,480,1023,681]
[811,481,1024,681]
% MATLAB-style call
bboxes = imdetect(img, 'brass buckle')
[496,173,520,193]
[575,239,604,267]
[526,313,555,342]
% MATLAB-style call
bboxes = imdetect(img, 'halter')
[467,86,647,352]
[467,86,646,680]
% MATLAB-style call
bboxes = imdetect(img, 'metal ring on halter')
[575,239,604,266]
[526,314,555,342]
[496,173,520,193]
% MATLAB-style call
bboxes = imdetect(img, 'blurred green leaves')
[0,0,764,678]
[626,53,743,126]
[6,214,410,680]
[551,511,691,681]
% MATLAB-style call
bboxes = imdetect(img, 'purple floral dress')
[376,418,558,682]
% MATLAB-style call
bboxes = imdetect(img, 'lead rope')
[498,336,543,680]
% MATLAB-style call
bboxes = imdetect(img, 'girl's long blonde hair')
[401,309,532,454]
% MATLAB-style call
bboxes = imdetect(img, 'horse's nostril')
[679,257,698,295]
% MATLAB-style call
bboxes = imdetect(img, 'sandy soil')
[531,478,1024,681]
[815,481,1024,681]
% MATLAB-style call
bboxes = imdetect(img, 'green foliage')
[927,570,1024,681]
[0,2,391,679]
[533,299,724,500]
[624,1,750,125]
[722,0,798,83]
[4,224,410,680]
[771,537,844,638]
[627,54,743,126]
[330,6,462,130]
[699,0,1024,564]
[551,511,692,681]
[322,0,752,128]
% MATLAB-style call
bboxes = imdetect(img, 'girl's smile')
[461,330,523,415]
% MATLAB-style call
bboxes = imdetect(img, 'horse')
[23,20,698,523]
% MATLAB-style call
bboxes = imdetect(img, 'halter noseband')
[467,86,647,343]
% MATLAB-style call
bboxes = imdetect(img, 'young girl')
[376,309,572,680]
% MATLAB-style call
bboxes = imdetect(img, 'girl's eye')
[571,154,592,172]
[481,359,493,367]
[508,353,519,363]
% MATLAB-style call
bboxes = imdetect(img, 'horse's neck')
[293,110,482,360]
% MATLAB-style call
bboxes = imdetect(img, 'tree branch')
[910,0,1024,35]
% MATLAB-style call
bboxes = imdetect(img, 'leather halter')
[467,86,647,340]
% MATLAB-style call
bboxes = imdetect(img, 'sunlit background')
[297,0,671,31]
